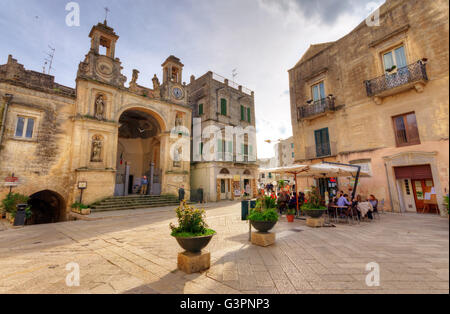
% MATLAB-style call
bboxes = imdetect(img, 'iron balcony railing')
[365,60,428,97]
[298,97,335,120]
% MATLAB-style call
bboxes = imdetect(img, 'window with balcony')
[15,116,35,139]
[383,46,407,73]
[314,128,331,157]
[312,81,326,102]
[392,112,421,147]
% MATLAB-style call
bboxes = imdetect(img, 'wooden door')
[412,179,435,212]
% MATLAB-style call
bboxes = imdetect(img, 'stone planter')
[250,220,277,233]
[173,233,215,253]
[304,209,326,219]
[72,208,91,215]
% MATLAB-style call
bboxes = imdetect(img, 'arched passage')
[115,108,164,196]
[28,190,66,225]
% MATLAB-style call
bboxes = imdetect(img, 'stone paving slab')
[0,202,448,294]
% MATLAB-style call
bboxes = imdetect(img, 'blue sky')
[0,0,383,158]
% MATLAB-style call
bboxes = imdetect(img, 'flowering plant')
[170,201,215,237]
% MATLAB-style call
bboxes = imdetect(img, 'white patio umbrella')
[261,162,368,214]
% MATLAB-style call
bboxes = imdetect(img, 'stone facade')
[289,0,449,215]
[0,22,192,222]
[187,72,258,202]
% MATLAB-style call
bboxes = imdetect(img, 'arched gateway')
[115,108,165,196]
[70,22,192,206]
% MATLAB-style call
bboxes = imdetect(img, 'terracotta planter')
[174,233,216,253]
[250,220,277,233]
[286,214,295,223]
[305,209,326,219]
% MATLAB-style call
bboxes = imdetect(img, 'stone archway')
[28,190,66,225]
[115,108,165,196]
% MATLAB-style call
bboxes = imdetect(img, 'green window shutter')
[221,99,227,116]
[240,105,245,121]
[198,104,203,115]
[247,108,251,123]
[315,128,331,157]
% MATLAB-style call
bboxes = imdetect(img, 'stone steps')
[90,195,182,213]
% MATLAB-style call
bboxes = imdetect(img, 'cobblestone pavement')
[0,202,448,294]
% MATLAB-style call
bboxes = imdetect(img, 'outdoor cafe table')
[329,205,358,224]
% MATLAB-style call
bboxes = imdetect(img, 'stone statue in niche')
[91,135,103,162]
[175,112,183,127]
[173,145,182,168]
[94,95,106,120]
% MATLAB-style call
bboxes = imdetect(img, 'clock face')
[173,87,184,99]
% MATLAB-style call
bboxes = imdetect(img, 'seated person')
[337,194,351,208]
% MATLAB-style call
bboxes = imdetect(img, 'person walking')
[178,185,186,204]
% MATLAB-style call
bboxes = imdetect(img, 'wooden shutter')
[241,105,245,121]
[247,108,251,123]
[221,99,227,116]
[406,113,420,145]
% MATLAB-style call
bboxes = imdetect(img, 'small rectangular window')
[220,99,227,116]
[247,108,251,123]
[198,104,204,116]
[315,127,331,157]
[393,112,420,147]
[15,117,35,139]
[240,105,245,121]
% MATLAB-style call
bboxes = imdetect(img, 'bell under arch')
[115,108,164,196]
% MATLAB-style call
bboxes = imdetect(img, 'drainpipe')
[0,94,13,147]
[384,162,395,213]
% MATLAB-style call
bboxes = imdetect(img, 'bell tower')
[89,21,119,58]
[77,21,126,88]
[160,56,186,104]
[162,55,184,84]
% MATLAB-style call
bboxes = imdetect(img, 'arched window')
[220,168,230,175]
[243,170,251,176]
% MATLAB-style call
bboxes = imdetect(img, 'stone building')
[289,0,449,215]
[0,22,192,223]
[187,72,258,202]
[276,137,295,168]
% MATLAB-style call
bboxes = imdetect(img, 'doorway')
[394,165,438,214]
[28,190,66,225]
[116,109,162,196]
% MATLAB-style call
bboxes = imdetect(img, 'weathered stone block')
[251,232,275,247]
[177,251,211,274]
[306,217,324,228]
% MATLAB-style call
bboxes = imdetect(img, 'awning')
[264,163,368,178]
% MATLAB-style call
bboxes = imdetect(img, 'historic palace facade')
[0,22,193,222]
[289,0,449,215]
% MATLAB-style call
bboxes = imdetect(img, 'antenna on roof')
[232,68,238,82]
[43,45,56,75]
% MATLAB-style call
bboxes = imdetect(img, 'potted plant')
[248,196,279,232]
[286,207,296,223]
[301,187,327,218]
[71,202,91,215]
[170,201,216,253]
[1,193,29,223]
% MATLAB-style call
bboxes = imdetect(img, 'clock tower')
[161,55,187,104]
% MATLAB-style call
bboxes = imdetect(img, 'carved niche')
[94,95,106,120]
[91,135,104,162]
